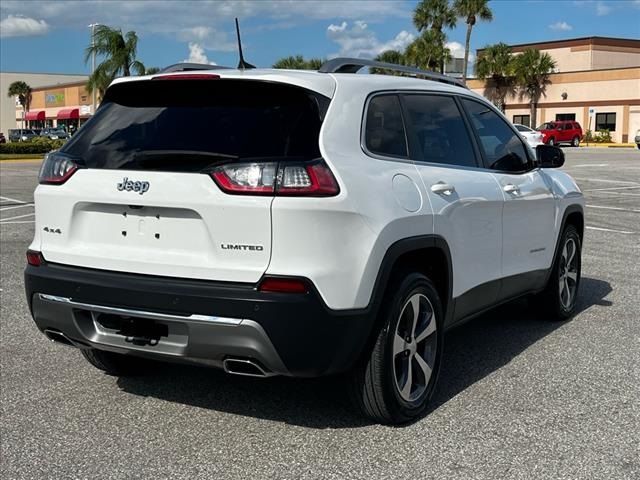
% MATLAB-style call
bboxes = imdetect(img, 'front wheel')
[572,136,580,147]
[348,272,443,424]
[540,224,582,320]
[548,137,556,146]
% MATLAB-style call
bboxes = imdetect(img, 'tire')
[540,224,582,320]
[572,136,580,147]
[81,348,151,376]
[348,272,443,424]
[548,137,556,146]
[636,144,640,150]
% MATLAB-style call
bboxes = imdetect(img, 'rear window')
[61,79,330,172]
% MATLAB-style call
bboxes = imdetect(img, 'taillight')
[26,250,44,266]
[210,159,339,197]
[39,152,80,185]
[258,276,309,293]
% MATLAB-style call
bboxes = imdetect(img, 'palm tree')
[7,81,32,129]
[144,67,161,75]
[475,43,515,113]
[413,0,457,73]
[513,48,557,127]
[453,0,493,83]
[414,0,457,32]
[371,50,407,75]
[84,25,145,96]
[406,30,452,72]
[273,55,325,70]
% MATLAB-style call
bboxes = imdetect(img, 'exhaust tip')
[43,329,75,347]
[223,358,273,378]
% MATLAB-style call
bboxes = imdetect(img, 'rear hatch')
[35,77,330,283]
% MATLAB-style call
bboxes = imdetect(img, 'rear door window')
[401,94,477,168]
[61,79,330,172]
[363,94,409,158]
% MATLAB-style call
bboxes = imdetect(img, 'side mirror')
[536,144,564,168]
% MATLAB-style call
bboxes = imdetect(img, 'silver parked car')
[40,128,70,140]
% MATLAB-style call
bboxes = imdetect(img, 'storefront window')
[555,113,576,121]
[595,113,616,131]
[513,115,530,127]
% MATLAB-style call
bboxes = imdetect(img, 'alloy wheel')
[392,293,437,402]
[559,237,579,310]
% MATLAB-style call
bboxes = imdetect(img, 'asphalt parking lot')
[1,148,639,479]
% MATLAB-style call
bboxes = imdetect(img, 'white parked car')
[514,123,544,147]
[25,59,585,424]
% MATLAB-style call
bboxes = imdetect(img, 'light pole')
[88,23,99,115]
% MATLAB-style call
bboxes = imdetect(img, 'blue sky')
[1,0,639,74]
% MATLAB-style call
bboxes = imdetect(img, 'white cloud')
[326,21,414,58]
[549,21,573,31]
[596,1,612,15]
[0,1,409,43]
[177,26,236,52]
[446,41,474,61]
[183,43,216,65]
[0,14,49,38]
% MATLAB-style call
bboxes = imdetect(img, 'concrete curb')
[580,143,635,148]
[0,158,44,163]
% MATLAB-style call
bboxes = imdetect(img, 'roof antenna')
[235,18,255,70]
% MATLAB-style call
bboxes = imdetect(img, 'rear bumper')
[25,263,373,377]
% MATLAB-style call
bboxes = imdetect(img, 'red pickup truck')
[537,121,583,147]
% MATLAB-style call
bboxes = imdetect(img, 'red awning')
[25,111,45,121]
[57,108,79,120]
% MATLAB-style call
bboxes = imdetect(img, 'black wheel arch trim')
[363,234,454,326]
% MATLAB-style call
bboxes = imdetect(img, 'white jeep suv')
[25,59,584,424]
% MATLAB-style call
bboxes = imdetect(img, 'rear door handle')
[503,184,520,195]
[430,182,456,196]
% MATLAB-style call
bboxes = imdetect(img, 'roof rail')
[318,57,467,89]
[159,63,232,73]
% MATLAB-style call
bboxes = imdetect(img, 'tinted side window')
[364,95,408,158]
[402,94,477,168]
[461,98,530,172]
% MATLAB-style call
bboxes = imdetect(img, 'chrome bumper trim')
[38,293,243,326]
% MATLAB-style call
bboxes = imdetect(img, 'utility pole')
[88,23,99,115]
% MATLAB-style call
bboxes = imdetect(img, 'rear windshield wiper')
[132,150,239,172]
[134,150,238,160]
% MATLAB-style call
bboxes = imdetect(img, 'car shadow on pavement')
[116,276,611,429]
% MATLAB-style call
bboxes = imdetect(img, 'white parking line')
[0,203,34,212]
[0,195,30,204]
[574,178,640,185]
[570,164,609,167]
[586,226,635,234]
[584,186,640,192]
[0,213,35,222]
[0,220,35,224]
[586,205,640,213]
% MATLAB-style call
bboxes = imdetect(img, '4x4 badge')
[117,177,150,195]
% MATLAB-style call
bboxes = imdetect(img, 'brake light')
[258,277,309,293]
[39,152,79,185]
[26,250,44,266]
[152,74,220,80]
[210,160,339,197]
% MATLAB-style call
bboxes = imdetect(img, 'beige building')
[0,72,89,134]
[20,81,94,131]
[468,37,640,143]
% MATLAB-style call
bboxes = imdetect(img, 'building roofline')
[477,36,640,54]
[1,71,88,76]
[29,80,90,90]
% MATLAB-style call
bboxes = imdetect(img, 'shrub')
[0,139,65,154]
[595,129,612,143]
[583,129,613,143]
